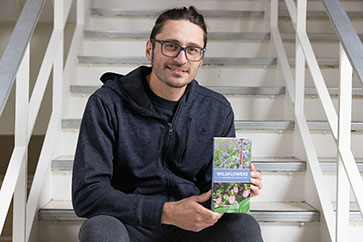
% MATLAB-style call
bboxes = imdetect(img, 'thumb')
[193,190,212,203]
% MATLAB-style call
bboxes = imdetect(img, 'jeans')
[78,213,263,242]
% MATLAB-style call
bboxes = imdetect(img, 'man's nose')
[174,49,188,63]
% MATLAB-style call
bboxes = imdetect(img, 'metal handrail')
[0,0,45,116]
[0,0,86,240]
[269,0,363,241]
[323,0,363,86]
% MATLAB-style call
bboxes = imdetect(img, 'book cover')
[211,137,252,213]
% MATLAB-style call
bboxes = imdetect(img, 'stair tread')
[78,56,340,67]
[84,31,271,40]
[85,30,363,41]
[90,8,363,19]
[41,200,315,211]
[52,156,306,172]
[39,200,363,222]
[70,85,363,96]
[39,200,320,222]
[52,156,363,172]
[61,119,363,131]
[90,9,265,18]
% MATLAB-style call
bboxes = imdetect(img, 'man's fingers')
[250,163,263,197]
[251,177,263,190]
[250,184,260,197]
[193,190,211,203]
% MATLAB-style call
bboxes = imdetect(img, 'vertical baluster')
[13,44,29,242]
[336,43,352,242]
[295,0,306,114]
[262,0,270,32]
[77,0,85,25]
[270,0,278,28]
[54,0,64,116]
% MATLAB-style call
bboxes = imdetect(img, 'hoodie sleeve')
[72,95,165,227]
[196,109,236,197]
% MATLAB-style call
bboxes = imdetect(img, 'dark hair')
[150,6,208,48]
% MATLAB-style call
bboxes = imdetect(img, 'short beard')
[150,50,192,89]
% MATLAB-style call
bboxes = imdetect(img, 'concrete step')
[90,8,363,19]
[87,8,363,33]
[84,30,363,42]
[35,199,363,242]
[51,154,363,202]
[90,0,264,11]
[90,0,363,12]
[75,64,363,88]
[53,156,309,172]
[58,120,363,158]
[70,85,363,97]
[81,38,343,58]
[88,13,267,32]
[38,200,320,222]
[91,9,266,18]
[65,92,363,121]
[77,56,340,67]
[61,119,363,132]
[54,155,363,175]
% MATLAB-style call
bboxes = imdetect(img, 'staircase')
[23,0,363,241]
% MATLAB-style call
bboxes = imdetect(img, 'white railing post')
[13,44,30,242]
[262,0,270,32]
[270,0,277,28]
[295,0,306,114]
[54,0,64,115]
[77,0,85,25]
[295,0,336,240]
[53,0,64,167]
[336,43,352,242]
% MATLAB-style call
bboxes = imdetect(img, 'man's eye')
[165,43,177,50]
[187,47,200,54]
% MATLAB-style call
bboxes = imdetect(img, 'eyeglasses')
[151,39,206,62]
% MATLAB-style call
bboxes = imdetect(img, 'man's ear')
[146,40,153,61]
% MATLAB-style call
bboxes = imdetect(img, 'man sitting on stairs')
[72,6,263,242]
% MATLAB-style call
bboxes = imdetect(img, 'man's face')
[146,20,204,89]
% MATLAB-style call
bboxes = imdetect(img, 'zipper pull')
[168,123,173,135]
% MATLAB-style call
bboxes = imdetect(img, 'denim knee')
[223,213,263,241]
[79,215,130,242]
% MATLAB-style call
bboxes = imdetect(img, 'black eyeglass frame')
[151,39,206,62]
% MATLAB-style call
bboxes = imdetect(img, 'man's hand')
[250,163,263,197]
[161,190,223,232]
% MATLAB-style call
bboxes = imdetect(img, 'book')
[211,137,252,213]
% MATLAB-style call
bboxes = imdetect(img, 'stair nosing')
[52,158,308,172]
[61,119,363,132]
[52,155,363,173]
[70,85,363,97]
[38,201,321,222]
[77,56,340,67]
[84,31,363,42]
[90,9,265,18]
[89,8,363,20]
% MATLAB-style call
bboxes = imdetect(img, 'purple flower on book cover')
[229,195,235,204]
[233,185,239,194]
[242,150,249,160]
[242,189,249,198]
